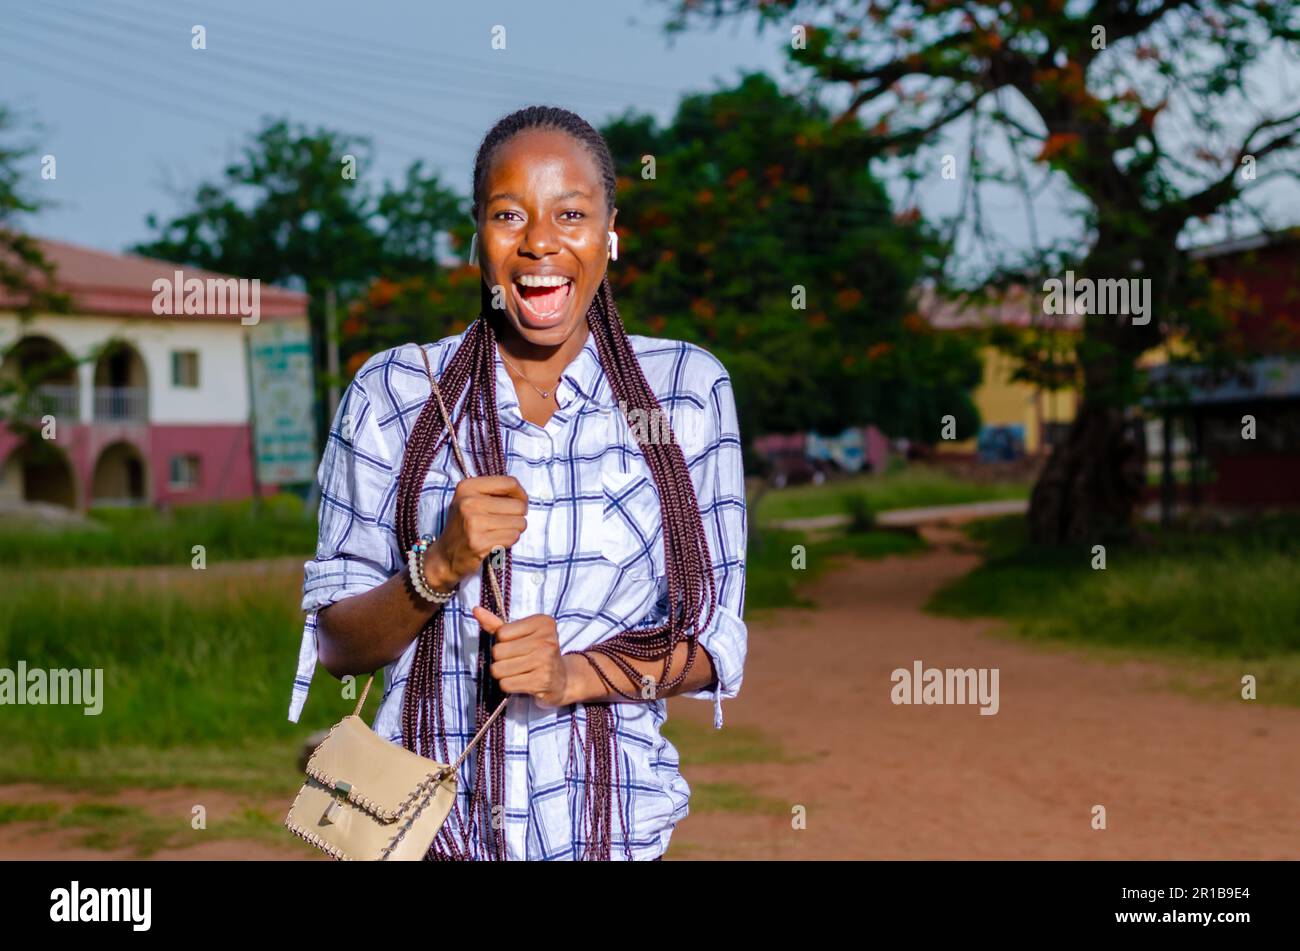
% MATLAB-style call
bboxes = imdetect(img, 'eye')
[493,210,523,221]
[560,210,585,220]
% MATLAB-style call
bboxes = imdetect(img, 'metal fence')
[93,386,148,422]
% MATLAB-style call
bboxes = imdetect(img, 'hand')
[473,607,571,708]
[426,475,529,590]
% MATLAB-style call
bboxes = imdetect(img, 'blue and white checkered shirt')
[288,327,748,860]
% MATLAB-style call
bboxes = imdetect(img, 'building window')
[172,351,199,388]
[169,454,201,490]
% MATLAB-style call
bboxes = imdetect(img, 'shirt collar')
[557,330,606,409]
[492,327,608,429]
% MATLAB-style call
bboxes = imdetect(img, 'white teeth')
[515,275,572,288]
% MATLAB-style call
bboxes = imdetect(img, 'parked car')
[766,450,833,488]
[976,425,1026,462]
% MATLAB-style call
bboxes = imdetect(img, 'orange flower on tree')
[690,298,716,320]
[1036,132,1081,162]
[346,350,373,377]
[836,288,864,310]
[368,277,397,308]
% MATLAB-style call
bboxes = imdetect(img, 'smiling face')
[476,128,616,350]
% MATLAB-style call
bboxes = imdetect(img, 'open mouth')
[512,274,573,326]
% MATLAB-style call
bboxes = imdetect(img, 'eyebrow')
[486,189,594,204]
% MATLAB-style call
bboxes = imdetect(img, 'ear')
[606,206,618,231]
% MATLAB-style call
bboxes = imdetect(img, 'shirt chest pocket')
[600,467,664,581]
[416,459,459,540]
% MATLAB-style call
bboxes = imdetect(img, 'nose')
[519,214,559,258]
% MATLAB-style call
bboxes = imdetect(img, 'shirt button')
[530,574,542,587]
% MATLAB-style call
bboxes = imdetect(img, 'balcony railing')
[94,386,148,422]
[1,384,80,423]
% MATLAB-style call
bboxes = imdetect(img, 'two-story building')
[0,238,312,510]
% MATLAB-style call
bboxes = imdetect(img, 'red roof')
[0,237,309,320]
[916,284,1083,331]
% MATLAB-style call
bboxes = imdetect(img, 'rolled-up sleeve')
[678,367,748,729]
[288,370,399,723]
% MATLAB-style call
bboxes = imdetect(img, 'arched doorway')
[90,441,149,507]
[0,335,80,421]
[0,442,78,509]
[93,340,149,422]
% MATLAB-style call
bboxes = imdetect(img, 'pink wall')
[1,421,256,509]
[149,424,256,506]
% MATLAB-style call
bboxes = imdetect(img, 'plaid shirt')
[288,328,748,860]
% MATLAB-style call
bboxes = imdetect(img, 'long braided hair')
[395,106,717,860]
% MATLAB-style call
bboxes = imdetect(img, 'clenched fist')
[474,607,572,708]
[424,475,528,591]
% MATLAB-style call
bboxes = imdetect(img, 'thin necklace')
[497,346,559,400]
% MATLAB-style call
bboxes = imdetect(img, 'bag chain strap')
[369,344,513,857]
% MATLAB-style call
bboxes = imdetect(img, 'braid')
[397,106,716,861]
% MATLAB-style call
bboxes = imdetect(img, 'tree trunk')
[1028,401,1144,545]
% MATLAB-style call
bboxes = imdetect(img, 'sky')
[2,0,1297,282]
[2,0,799,253]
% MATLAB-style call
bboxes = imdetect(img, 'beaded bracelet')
[408,533,456,605]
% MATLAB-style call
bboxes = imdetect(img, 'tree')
[134,118,466,442]
[666,1,1300,543]
[601,72,981,444]
[0,110,64,317]
[0,106,72,444]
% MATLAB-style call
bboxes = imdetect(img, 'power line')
[98,0,692,101]
[21,3,502,143]
[66,0,814,126]
[4,10,480,165]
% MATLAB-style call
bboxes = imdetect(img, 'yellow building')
[954,343,1079,455]
[920,284,1183,456]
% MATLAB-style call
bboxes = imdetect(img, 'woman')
[287,106,748,861]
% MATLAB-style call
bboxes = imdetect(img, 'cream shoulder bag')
[284,343,512,860]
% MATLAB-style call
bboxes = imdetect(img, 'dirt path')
[665,526,1300,859]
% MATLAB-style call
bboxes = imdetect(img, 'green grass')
[0,493,316,568]
[754,464,1030,524]
[744,525,926,611]
[661,718,794,765]
[928,514,1300,705]
[0,800,295,857]
[0,801,62,825]
[0,563,365,790]
[688,782,792,817]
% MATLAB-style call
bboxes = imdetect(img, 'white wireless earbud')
[608,231,619,262]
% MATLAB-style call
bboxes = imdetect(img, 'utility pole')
[326,286,341,423]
